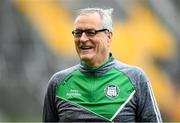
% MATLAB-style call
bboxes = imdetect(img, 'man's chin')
[80,55,93,62]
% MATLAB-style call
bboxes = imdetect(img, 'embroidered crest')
[105,85,119,97]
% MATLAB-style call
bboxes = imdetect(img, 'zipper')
[90,71,96,102]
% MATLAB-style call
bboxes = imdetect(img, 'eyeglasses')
[72,29,109,38]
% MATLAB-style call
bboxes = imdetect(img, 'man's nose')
[79,32,89,42]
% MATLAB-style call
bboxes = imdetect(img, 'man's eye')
[86,31,96,36]
[74,31,82,35]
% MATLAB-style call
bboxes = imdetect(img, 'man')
[43,8,162,122]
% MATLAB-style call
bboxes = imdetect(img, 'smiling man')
[43,8,162,122]
[73,11,112,67]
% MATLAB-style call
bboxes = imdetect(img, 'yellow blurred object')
[16,0,75,56]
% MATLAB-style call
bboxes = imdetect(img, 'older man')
[43,8,162,122]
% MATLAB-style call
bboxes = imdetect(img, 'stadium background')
[0,0,180,121]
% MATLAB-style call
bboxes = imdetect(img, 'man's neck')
[81,53,111,68]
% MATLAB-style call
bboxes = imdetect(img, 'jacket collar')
[79,53,115,76]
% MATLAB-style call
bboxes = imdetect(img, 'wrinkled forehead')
[74,13,103,29]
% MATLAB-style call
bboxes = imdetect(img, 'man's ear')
[106,32,112,48]
[107,32,112,43]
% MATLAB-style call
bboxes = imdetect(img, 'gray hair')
[76,8,113,32]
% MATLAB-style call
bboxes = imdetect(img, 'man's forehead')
[73,13,102,30]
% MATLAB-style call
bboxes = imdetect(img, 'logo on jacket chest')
[105,85,119,98]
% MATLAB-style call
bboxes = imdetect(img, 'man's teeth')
[81,46,92,49]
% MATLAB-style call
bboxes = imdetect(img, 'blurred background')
[0,0,180,121]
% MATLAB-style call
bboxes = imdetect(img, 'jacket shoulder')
[113,60,149,85]
[49,64,80,85]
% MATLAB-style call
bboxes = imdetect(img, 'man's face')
[73,13,112,67]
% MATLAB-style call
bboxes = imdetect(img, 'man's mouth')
[79,46,94,50]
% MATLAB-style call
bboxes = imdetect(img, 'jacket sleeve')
[136,72,162,122]
[43,79,59,122]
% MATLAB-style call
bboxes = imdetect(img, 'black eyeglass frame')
[72,29,109,38]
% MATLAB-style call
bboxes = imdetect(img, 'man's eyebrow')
[74,28,95,30]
